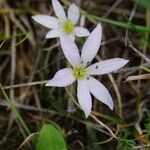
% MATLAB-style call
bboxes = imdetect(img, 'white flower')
[32,0,90,41]
[46,24,129,118]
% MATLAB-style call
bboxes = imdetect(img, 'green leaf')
[82,11,150,33]
[137,0,150,8]
[36,124,67,150]
[140,66,150,73]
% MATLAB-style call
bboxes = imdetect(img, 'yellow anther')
[73,66,87,79]
[63,21,74,34]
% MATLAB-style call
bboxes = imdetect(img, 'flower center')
[63,21,74,34]
[73,66,87,79]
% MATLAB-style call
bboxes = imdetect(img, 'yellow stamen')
[73,66,87,79]
[63,21,74,34]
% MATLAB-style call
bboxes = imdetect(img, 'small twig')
[129,2,138,21]
[101,36,122,46]
[18,132,39,150]
[0,57,9,73]
[135,101,145,135]
[94,127,119,144]
[0,41,5,48]
[103,0,123,17]
[3,80,49,89]
[10,28,16,100]
[128,40,150,64]
[125,74,150,81]
[90,114,117,139]
[0,100,59,115]
[125,2,150,65]
[108,74,122,117]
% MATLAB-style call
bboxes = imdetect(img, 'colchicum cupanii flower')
[32,0,90,40]
[46,24,129,118]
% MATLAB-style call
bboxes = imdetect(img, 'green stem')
[82,11,150,33]
[0,83,31,135]
[140,66,150,73]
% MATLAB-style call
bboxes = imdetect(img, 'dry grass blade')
[125,74,150,81]
[3,80,49,89]
[128,40,150,65]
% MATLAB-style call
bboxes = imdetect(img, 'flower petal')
[46,29,60,38]
[67,34,75,41]
[32,15,59,29]
[52,0,67,21]
[81,24,102,65]
[88,77,114,110]
[68,3,79,25]
[60,34,80,67]
[77,80,92,118]
[46,68,75,87]
[46,29,60,39]
[74,27,90,37]
[87,58,129,75]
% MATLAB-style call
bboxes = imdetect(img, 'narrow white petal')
[68,3,79,25]
[77,80,92,118]
[67,34,75,41]
[46,29,60,38]
[60,34,80,67]
[52,0,67,21]
[87,58,129,75]
[88,77,114,110]
[81,24,102,65]
[74,27,90,37]
[32,15,59,29]
[46,68,75,87]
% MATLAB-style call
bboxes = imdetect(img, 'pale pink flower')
[46,24,129,118]
[32,0,90,41]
